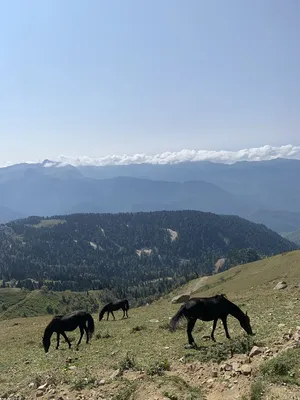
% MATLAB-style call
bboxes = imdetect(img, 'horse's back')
[183,295,229,320]
[61,310,89,321]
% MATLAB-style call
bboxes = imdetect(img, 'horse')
[170,294,253,347]
[99,299,129,321]
[42,310,95,353]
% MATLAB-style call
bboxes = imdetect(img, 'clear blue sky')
[0,0,299,164]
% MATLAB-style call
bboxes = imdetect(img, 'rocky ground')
[1,326,300,400]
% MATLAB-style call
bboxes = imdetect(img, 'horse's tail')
[170,304,186,332]
[86,313,95,338]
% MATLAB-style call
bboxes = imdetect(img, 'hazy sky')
[0,0,299,165]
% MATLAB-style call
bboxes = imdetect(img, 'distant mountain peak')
[42,159,60,168]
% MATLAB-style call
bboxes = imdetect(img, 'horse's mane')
[215,293,227,300]
[222,296,248,320]
[44,315,62,336]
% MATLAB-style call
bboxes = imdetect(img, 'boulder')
[171,294,190,304]
[241,364,252,375]
[274,281,287,290]
[249,346,263,357]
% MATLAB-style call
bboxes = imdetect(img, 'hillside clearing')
[1,251,300,399]
[31,219,66,228]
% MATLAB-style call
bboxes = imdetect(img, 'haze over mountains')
[0,158,300,234]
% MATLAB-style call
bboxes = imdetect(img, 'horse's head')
[99,308,105,321]
[240,311,253,335]
[42,334,51,353]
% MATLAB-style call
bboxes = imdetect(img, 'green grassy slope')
[0,288,102,320]
[1,250,300,399]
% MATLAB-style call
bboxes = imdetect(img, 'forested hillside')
[0,211,296,304]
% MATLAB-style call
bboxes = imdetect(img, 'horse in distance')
[42,310,95,353]
[99,299,129,321]
[170,294,253,347]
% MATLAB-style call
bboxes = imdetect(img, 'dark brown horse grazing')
[42,310,95,353]
[99,299,129,321]
[170,294,253,347]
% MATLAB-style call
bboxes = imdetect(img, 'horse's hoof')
[184,343,196,349]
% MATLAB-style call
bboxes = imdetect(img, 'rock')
[219,363,227,371]
[110,369,121,380]
[98,379,106,386]
[37,383,48,392]
[249,346,263,357]
[274,281,288,290]
[206,378,214,388]
[224,363,232,371]
[171,294,190,304]
[278,323,286,328]
[149,319,159,323]
[231,361,241,372]
[211,368,218,377]
[28,383,35,389]
[68,365,77,370]
[241,364,252,375]
[223,372,232,381]
[294,332,300,341]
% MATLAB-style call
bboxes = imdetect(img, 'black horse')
[99,299,129,321]
[170,294,253,347]
[42,310,95,353]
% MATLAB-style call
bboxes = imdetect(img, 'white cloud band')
[1,144,300,168]
[55,144,300,167]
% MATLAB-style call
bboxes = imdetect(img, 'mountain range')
[1,158,300,233]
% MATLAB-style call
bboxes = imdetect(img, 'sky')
[0,0,299,165]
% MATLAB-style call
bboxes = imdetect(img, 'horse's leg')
[221,316,231,339]
[122,307,125,319]
[107,311,109,321]
[111,311,115,320]
[84,325,89,344]
[77,326,85,347]
[186,318,197,346]
[56,332,60,349]
[211,319,218,342]
[61,332,72,348]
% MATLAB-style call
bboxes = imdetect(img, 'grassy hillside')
[1,250,300,399]
[0,288,102,320]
